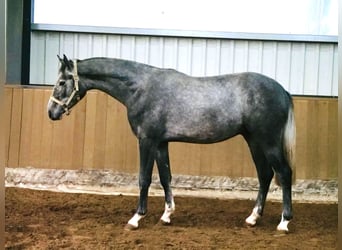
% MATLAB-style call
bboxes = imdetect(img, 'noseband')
[49,60,80,115]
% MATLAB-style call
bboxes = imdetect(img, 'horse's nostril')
[48,109,60,121]
[48,110,52,119]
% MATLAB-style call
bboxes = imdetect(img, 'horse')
[47,54,296,232]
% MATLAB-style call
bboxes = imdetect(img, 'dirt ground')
[5,188,337,249]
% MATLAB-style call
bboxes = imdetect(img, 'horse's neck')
[78,58,144,105]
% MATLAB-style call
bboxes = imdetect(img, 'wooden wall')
[4,85,338,180]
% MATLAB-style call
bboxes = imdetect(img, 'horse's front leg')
[156,142,175,225]
[125,138,156,230]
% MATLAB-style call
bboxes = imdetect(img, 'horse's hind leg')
[156,142,175,225]
[245,139,274,227]
[263,144,293,232]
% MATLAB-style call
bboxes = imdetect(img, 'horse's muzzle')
[48,109,62,120]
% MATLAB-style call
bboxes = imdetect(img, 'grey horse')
[48,55,295,232]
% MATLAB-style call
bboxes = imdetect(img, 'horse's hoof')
[245,207,260,227]
[275,228,289,236]
[277,217,290,232]
[160,219,172,226]
[245,221,256,227]
[245,216,258,227]
[276,225,289,233]
[124,223,138,231]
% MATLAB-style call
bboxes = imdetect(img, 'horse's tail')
[275,94,296,185]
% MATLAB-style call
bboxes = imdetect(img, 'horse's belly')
[165,119,241,143]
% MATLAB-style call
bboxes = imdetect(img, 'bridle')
[49,60,80,115]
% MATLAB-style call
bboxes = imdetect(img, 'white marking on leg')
[245,207,261,226]
[160,200,175,224]
[127,213,145,229]
[277,213,290,232]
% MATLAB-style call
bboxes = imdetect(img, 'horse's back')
[158,70,291,118]
[131,69,292,143]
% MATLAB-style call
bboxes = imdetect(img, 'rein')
[49,60,80,115]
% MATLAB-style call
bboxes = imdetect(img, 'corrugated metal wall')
[30,31,338,96]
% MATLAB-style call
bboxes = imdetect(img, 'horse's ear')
[62,54,72,70]
[57,55,63,63]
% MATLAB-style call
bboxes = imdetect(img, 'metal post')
[0,0,6,247]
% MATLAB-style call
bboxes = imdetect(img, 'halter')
[49,60,80,115]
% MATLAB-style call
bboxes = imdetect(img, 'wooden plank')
[4,87,13,167]
[169,142,201,176]
[307,100,319,178]
[327,100,338,178]
[70,96,87,169]
[104,97,126,169]
[207,141,229,176]
[317,100,329,179]
[83,91,97,168]
[40,90,54,168]
[231,137,249,177]
[93,91,108,168]
[61,114,78,169]
[294,99,310,179]
[18,89,34,166]
[199,144,213,176]
[29,89,45,167]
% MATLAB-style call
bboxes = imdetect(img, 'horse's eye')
[59,80,66,86]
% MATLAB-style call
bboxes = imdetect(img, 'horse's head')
[47,54,84,120]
